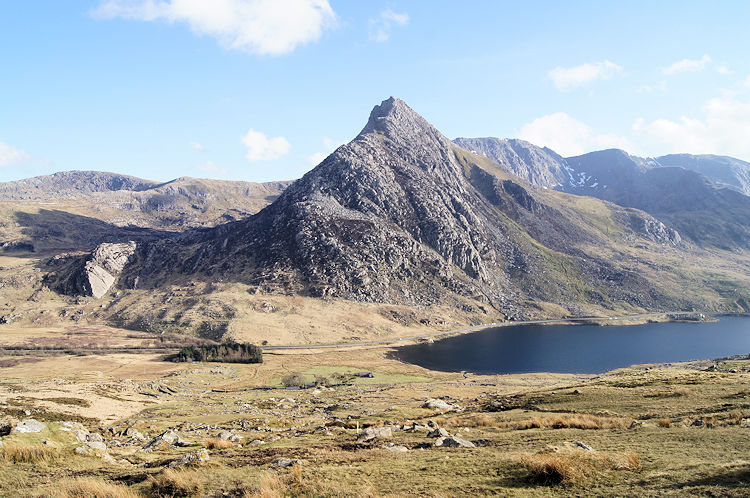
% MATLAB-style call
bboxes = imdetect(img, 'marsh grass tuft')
[202,437,233,449]
[508,413,629,430]
[145,468,202,497]
[520,450,642,485]
[0,443,67,464]
[50,478,139,498]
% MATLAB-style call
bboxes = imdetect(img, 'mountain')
[0,171,158,199]
[654,154,750,196]
[106,97,724,320]
[4,97,750,340]
[452,137,568,188]
[453,138,750,249]
[0,172,292,252]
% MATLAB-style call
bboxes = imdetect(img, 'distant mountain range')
[454,138,750,249]
[2,97,750,334]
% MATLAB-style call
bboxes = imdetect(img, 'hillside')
[0,173,291,253]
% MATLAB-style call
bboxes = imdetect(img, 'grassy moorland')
[1,326,749,496]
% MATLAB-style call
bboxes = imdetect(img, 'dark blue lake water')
[393,316,750,374]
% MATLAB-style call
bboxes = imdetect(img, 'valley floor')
[1,327,750,496]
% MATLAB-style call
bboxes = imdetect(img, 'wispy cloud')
[662,54,711,75]
[195,160,227,175]
[548,60,623,92]
[308,137,344,165]
[0,141,31,167]
[369,8,409,42]
[637,80,668,94]
[716,65,732,75]
[188,141,204,150]
[519,112,632,156]
[90,0,337,55]
[241,129,290,161]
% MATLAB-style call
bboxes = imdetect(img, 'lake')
[393,316,750,374]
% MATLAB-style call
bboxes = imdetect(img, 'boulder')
[427,428,451,438]
[273,458,303,468]
[422,399,455,411]
[434,436,475,448]
[383,443,409,452]
[0,420,12,436]
[142,429,190,450]
[12,419,45,434]
[357,426,392,442]
[168,448,210,468]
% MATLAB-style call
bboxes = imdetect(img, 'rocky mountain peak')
[358,97,451,150]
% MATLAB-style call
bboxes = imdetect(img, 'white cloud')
[548,60,623,91]
[0,141,31,167]
[369,8,409,42]
[745,75,750,89]
[91,0,337,55]
[519,112,632,157]
[716,65,732,75]
[307,137,344,165]
[662,54,711,75]
[241,129,290,161]
[188,140,204,150]
[633,91,750,160]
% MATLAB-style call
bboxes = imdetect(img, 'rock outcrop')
[81,242,137,298]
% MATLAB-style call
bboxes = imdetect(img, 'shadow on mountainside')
[11,209,175,253]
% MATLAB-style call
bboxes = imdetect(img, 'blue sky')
[1,1,749,183]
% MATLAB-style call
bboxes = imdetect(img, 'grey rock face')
[453,137,567,188]
[12,419,45,433]
[76,241,136,298]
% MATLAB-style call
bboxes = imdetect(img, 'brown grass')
[520,450,642,485]
[145,468,202,497]
[508,413,629,430]
[657,418,672,428]
[0,443,65,464]
[49,478,140,498]
[202,437,233,449]
[244,472,282,498]
[443,413,497,427]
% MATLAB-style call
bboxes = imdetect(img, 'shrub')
[145,469,202,497]
[50,478,139,498]
[281,372,306,388]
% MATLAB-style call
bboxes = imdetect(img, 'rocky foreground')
[1,340,749,496]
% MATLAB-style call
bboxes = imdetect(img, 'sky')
[1,0,750,183]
